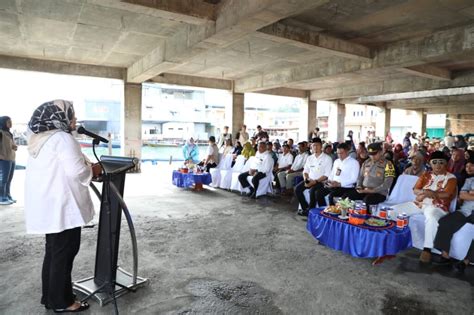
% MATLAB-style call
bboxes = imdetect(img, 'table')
[307,208,412,264]
[172,170,212,190]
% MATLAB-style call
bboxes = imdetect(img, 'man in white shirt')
[274,144,294,191]
[238,141,274,199]
[278,141,309,195]
[295,138,333,216]
[313,142,360,207]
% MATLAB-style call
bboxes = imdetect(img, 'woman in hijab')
[241,141,256,159]
[182,137,199,164]
[25,100,100,312]
[0,116,17,205]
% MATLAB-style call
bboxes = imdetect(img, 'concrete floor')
[0,164,472,314]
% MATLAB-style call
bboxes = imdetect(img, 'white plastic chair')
[245,171,274,197]
[379,174,419,208]
[219,155,246,189]
[209,154,233,187]
[230,156,254,192]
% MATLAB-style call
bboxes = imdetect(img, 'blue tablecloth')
[172,170,212,188]
[307,208,412,258]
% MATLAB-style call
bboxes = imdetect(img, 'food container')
[348,213,367,225]
[181,168,189,174]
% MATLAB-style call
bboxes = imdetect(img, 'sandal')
[53,301,89,313]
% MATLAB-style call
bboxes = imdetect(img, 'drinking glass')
[369,205,378,217]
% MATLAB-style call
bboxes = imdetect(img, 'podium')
[73,156,149,306]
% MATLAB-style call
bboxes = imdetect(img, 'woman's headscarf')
[27,100,75,158]
[28,100,75,134]
[0,116,12,138]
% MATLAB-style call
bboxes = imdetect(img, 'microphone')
[77,126,109,143]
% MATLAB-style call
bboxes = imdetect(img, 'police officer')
[342,142,395,209]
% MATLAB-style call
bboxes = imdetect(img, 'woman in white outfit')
[25,100,100,313]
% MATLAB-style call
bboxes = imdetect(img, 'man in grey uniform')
[342,142,395,210]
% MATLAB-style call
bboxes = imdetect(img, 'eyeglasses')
[431,159,446,165]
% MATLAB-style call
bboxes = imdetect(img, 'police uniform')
[342,142,395,209]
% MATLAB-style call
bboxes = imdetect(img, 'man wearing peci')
[295,138,333,216]
[238,141,274,199]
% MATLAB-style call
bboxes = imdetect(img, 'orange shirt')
[414,171,457,212]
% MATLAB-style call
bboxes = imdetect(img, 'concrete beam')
[310,70,474,101]
[121,0,216,22]
[150,73,232,90]
[0,54,125,79]
[387,95,474,109]
[351,86,474,103]
[426,104,474,115]
[254,87,308,99]
[257,22,372,61]
[398,65,451,81]
[235,23,474,92]
[127,0,330,83]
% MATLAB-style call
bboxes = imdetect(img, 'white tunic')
[25,132,94,234]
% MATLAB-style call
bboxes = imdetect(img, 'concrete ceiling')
[1,0,474,111]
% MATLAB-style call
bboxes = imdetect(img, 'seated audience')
[313,142,360,206]
[411,151,457,263]
[341,142,395,209]
[222,138,234,157]
[278,141,309,195]
[232,141,243,157]
[403,151,426,177]
[241,141,256,159]
[448,148,466,190]
[434,158,474,272]
[182,137,199,164]
[356,142,369,166]
[324,143,336,161]
[274,144,294,190]
[267,141,278,166]
[198,136,219,172]
[295,138,333,216]
[238,141,274,199]
[455,135,467,150]
[273,140,282,154]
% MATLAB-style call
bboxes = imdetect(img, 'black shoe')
[453,261,467,274]
[432,255,452,266]
[53,301,89,313]
[246,188,255,197]
[297,209,309,217]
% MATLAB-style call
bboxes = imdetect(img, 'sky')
[0,68,123,124]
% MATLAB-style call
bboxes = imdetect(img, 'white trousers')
[392,202,447,248]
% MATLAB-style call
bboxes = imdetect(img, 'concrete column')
[445,114,451,135]
[123,83,142,171]
[228,92,244,137]
[375,105,390,140]
[328,100,345,142]
[308,100,317,140]
[420,110,427,136]
[299,99,317,141]
[414,110,427,135]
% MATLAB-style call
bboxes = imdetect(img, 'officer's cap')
[367,142,382,155]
